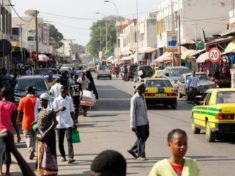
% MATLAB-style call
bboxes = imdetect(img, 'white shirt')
[77,77,90,90]
[130,92,149,128]
[188,76,200,88]
[26,94,41,121]
[50,83,62,97]
[52,95,75,129]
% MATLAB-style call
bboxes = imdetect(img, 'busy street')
[6,76,235,176]
[1,0,235,176]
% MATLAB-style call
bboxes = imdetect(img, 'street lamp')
[104,0,118,48]
[135,0,139,64]
[96,12,108,52]
[25,9,39,68]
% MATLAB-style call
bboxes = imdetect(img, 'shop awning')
[138,47,157,54]
[196,52,209,63]
[181,49,196,60]
[121,55,134,61]
[191,49,206,57]
[222,39,235,55]
[206,36,233,47]
[155,52,173,63]
[38,54,50,62]
[220,28,235,37]
[106,56,114,62]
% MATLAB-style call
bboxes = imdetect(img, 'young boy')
[149,129,199,176]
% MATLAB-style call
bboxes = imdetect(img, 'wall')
[181,0,230,41]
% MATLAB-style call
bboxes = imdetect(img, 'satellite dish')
[25,9,38,16]
[0,39,12,57]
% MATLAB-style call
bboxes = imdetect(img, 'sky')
[13,0,162,46]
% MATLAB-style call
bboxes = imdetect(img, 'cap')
[40,93,50,101]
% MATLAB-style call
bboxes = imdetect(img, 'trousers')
[23,130,36,152]
[57,128,74,159]
[130,124,149,157]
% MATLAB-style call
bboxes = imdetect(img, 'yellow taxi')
[192,88,235,142]
[144,78,177,109]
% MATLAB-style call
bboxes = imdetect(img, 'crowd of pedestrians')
[0,66,201,176]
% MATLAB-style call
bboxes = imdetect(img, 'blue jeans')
[130,124,149,157]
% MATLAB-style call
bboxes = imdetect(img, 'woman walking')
[37,93,59,176]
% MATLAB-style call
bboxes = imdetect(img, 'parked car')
[144,78,177,109]
[14,75,49,104]
[134,65,154,82]
[178,72,216,99]
[192,88,235,142]
[163,66,191,90]
[96,65,112,80]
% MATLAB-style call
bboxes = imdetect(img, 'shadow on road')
[94,85,131,111]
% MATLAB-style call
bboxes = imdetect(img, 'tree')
[49,24,64,49]
[87,16,118,58]
[71,43,85,54]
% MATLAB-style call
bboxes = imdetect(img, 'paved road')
[8,77,235,175]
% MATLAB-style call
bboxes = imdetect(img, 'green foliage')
[87,16,117,57]
[49,25,64,49]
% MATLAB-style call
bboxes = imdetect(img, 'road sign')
[208,47,221,63]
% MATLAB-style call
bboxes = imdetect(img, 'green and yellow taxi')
[192,88,235,142]
[144,78,177,109]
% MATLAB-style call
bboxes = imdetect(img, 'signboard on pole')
[208,47,221,63]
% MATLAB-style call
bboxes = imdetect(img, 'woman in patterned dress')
[37,93,61,176]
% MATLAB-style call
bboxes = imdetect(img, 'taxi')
[144,78,177,109]
[192,88,235,142]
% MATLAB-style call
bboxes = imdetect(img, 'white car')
[96,65,112,80]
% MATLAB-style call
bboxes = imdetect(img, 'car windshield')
[216,91,235,104]
[15,78,48,91]
[197,74,209,80]
[100,65,110,70]
[146,80,172,88]
[186,74,209,81]
[169,68,190,77]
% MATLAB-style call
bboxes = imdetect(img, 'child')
[149,129,199,176]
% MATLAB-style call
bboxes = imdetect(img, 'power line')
[40,11,97,21]
[7,0,33,22]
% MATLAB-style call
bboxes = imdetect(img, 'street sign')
[208,47,221,63]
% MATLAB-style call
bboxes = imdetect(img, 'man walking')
[187,71,200,101]
[128,83,149,160]
[50,78,62,98]
[17,86,41,160]
[0,88,20,176]
[53,86,76,163]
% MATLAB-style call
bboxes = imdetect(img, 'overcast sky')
[13,0,162,46]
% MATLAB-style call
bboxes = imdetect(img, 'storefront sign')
[208,47,221,63]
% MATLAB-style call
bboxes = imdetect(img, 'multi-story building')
[57,39,75,62]
[12,17,51,53]
[156,0,231,56]
[0,0,12,68]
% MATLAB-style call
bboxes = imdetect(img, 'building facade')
[156,0,231,55]
[0,0,12,69]
[12,17,51,54]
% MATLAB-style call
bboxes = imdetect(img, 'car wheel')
[110,76,112,80]
[97,76,99,80]
[171,104,177,109]
[206,121,216,142]
[192,123,200,134]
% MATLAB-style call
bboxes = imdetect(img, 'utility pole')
[35,10,39,69]
[1,0,5,69]
[178,11,181,66]
[136,0,139,64]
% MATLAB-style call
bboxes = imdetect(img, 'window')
[204,93,211,105]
